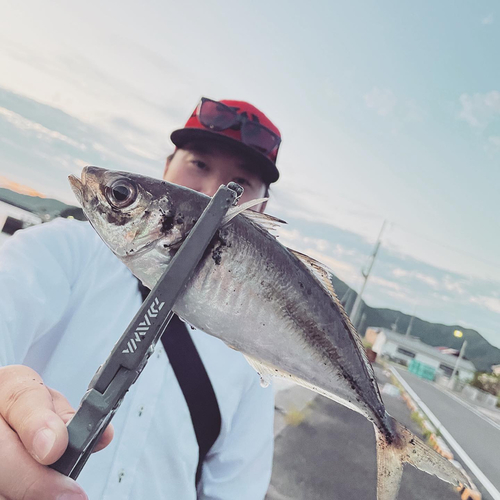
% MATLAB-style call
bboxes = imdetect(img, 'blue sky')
[0,0,499,348]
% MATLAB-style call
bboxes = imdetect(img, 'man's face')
[163,142,268,212]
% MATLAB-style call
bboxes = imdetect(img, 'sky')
[0,0,499,348]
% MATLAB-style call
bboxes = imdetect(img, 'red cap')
[170,99,281,184]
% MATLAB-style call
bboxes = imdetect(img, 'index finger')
[0,365,69,465]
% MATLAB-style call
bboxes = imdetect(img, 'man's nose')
[199,177,225,197]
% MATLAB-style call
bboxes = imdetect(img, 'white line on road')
[390,366,500,500]
[437,387,500,433]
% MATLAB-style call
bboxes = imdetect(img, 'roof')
[372,327,476,372]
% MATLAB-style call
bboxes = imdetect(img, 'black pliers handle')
[50,182,242,479]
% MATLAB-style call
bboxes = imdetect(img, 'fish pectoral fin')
[374,415,471,500]
[221,198,269,226]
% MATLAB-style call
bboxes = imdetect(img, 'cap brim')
[170,128,279,184]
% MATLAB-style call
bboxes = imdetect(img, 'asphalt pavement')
[396,366,500,500]
[266,366,460,500]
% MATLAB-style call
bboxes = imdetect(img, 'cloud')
[0,35,191,161]
[392,268,409,278]
[380,289,415,304]
[458,91,500,128]
[364,88,397,116]
[278,228,330,253]
[0,106,86,150]
[482,14,494,25]
[431,292,453,303]
[469,295,500,314]
[363,89,425,124]
[0,87,163,203]
[443,275,466,295]
[402,99,426,122]
[391,268,439,288]
[488,136,500,147]
[370,276,402,291]
[276,227,361,286]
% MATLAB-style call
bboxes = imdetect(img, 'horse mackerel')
[69,166,470,500]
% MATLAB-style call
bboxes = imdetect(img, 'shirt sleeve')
[198,377,275,500]
[0,219,91,366]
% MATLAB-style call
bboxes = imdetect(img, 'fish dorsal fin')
[289,248,378,385]
[241,211,287,232]
[221,198,268,226]
[221,199,287,233]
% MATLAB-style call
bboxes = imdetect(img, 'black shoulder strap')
[138,281,221,486]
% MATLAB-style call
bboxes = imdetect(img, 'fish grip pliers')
[50,182,243,479]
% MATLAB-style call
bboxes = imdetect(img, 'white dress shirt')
[0,218,274,500]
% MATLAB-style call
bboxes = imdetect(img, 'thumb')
[48,387,114,454]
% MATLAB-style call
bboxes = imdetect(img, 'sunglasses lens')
[241,121,280,154]
[199,100,237,131]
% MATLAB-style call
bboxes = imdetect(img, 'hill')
[0,187,85,221]
[329,274,500,373]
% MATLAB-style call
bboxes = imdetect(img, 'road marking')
[390,366,500,500]
[436,387,500,433]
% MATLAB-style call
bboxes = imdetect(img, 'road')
[266,366,460,500]
[396,366,500,500]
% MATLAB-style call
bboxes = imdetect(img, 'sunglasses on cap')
[196,98,281,156]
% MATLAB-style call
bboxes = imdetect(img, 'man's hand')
[0,365,113,500]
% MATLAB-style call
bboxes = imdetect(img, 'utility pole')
[448,340,467,390]
[405,316,414,336]
[350,220,386,327]
[358,312,367,336]
[391,316,399,332]
[405,304,417,336]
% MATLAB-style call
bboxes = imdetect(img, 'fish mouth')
[68,173,84,205]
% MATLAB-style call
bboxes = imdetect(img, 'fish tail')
[374,414,470,500]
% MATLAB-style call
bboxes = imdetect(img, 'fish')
[69,166,470,500]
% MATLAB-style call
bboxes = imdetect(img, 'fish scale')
[69,166,471,500]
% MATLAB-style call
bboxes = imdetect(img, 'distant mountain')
[329,274,500,373]
[0,188,85,221]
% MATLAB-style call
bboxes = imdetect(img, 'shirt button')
[138,405,144,417]
[118,469,125,483]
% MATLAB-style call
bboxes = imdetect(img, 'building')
[0,189,85,248]
[0,200,42,247]
[368,327,476,382]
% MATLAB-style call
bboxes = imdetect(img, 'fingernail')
[56,478,88,500]
[33,427,56,461]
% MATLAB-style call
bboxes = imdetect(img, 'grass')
[284,407,309,427]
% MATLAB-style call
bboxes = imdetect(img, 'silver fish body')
[69,166,470,500]
[172,212,389,428]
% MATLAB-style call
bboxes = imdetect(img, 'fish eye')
[105,179,137,208]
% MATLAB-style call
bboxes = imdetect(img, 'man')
[0,98,282,500]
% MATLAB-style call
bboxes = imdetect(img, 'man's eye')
[234,177,251,187]
[192,160,207,170]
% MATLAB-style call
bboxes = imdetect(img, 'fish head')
[69,166,210,279]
